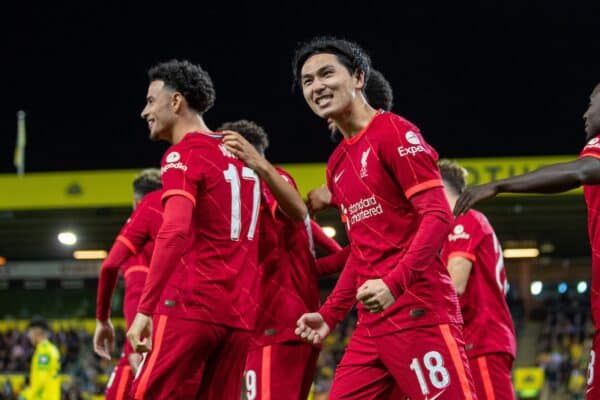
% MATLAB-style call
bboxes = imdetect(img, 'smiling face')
[140,80,178,142]
[300,53,364,121]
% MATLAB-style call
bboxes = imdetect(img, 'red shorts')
[105,355,133,400]
[468,353,515,400]
[587,331,600,399]
[329,323,476,399]
[129,314,250,400]
[244,342,319,400]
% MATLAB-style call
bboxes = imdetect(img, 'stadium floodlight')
[322,226,336,238]
[530,281,543,296]
[58,231,77,246]
[557,282,568,294]
[503,248,539,258]
[577,281,588,294]
[73,250,107,260]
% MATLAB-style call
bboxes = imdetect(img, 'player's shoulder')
[581,135,600,155]
[460,209,493,235]
[274,166,297,187]
[143,189,163,206]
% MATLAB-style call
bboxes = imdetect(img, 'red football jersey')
[322,111,461,336]
[121,245,151,328]
[150,132,260,330]
[252,167,323,347]
[441,210,517,358]
[96,192,162,322]
[580,135,600,331]
[116,189,163,256]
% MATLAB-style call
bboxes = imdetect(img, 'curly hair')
[365,69,393,111]
[133,168,162,197]
[148,59,216,115]
[438,159,468,195]
[217,120,270,155]
[291,36,371,89]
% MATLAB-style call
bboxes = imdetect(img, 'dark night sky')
[2,1,600,174]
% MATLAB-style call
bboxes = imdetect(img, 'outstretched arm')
[454,157,600,215]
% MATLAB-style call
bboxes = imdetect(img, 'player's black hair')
[365,69,394,112]
[217,120,270,155]
[133,168,162,198]
[438,159,468,195]
[27,316,50,332]
[148,59,215,115]
[291,36,371,89]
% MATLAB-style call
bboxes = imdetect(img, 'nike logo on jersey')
[425,389,447,400]
[334,170,345,183]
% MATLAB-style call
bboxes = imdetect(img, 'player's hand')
[453,183,499,215]
[222,131,264,171]
[295,312,330,345]
[306,185,332,215]
[93,319,115,360]
[357,279,395,313]
[128,352,143,376]
[127,313,153,353]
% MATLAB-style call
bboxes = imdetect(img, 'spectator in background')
[18,317,60,400]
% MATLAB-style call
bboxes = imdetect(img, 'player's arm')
[127,195,193,352]
[358,187,452,312]
[223,131,308,221]
[296,260,357,345]
[311,220,342,255]
[316,245,351,276]
[94,240,133,359]
[26,351,54,398]
[447,256,473,296]
[455,157,600,215]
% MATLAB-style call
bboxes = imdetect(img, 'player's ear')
[354,70,366,91]
[171,92,184,113]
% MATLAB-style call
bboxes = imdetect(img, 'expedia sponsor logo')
[448,224,470,241]
[345,195,384,226]
[166,151,181,163]
[161,162,188,174]
[398,145,426,157]
[405,130,421,145]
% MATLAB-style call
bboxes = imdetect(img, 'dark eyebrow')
[301,64,335,80]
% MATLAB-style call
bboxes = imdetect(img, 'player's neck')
[335,102,377,140]
[171,114,212,145]
[446,194,458,210]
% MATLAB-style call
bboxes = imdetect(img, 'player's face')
[584,86,600,140]
[141,80,177,141]
[300,53,363,120]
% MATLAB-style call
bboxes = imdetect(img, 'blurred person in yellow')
[19,317,60,400]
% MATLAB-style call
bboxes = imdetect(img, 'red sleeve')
[443,214,483,264]
[379,115,443,199]
[96,240,133,320]
[160,146,203,207]
[117,201,154,254]
[137,195,194,315]
[381,186,452,298]
[316,245,351,276]
[580,135,600,160]
[319,255,357,329]
[311,220,342,254]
